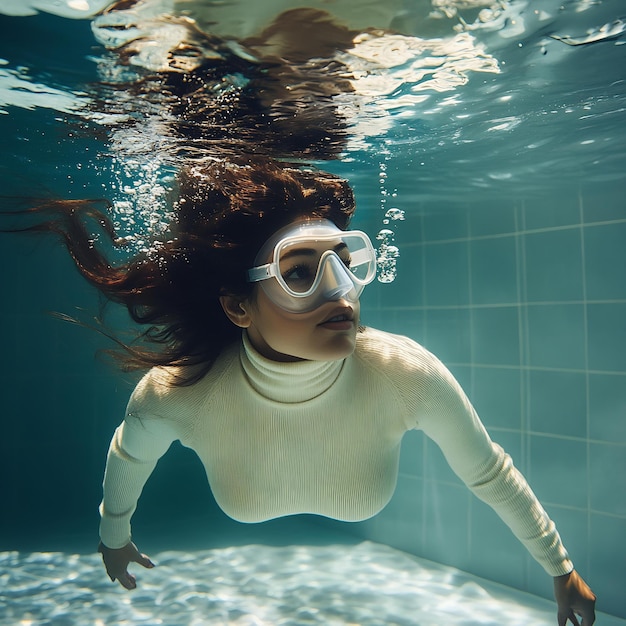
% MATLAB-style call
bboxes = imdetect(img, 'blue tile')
[490,430,524,473]
[581,186,626,224]
[359,306,391,331]
[529,435,587,509]
[472,306,521,366]
[390,475,423,523]
[389,272,424,308]
[375,475,423,555]
[422,206,468,241]
[446,365,472,398]
[421,481,471,569]
[373,250,424,308]
[589,513,626,619]
[587,303,626,372]
[524,229,584,302]
[469,498,527,589]
[528,370,587,438]
[394,212,422,248]
[526,304,586,370]
[423,241,470,306]
[584,222,626,300]
[399,429,425,478]
[469,201,517,237]
[549,506,590,575]
[391,309,426,343]
[589,443,626,517]
[588,374,626,443]
[424,307,471,364]
[472,366,522,430]
[523,194,581,230]
[470,236,519,305]
[423,438,464,486]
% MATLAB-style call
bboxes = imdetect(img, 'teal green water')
[0,1,624,620]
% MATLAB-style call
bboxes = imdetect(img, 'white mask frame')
[246,219,377,313]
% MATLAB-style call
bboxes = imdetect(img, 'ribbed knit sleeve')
[360,329,574,577]
[416,350,572,576]
[417,370,573,576]
[99,371,193,549]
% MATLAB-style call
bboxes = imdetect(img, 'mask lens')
[277,234,370,296]
[342,234,374,282]
[277,240,326,294]
[277,236,357,294]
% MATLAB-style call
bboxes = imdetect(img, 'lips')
[326,315,350,323]
[319,307,354,327]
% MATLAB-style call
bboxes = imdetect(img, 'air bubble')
[376,243,400,284]
[384,208,405,221]
[376,229,394,241]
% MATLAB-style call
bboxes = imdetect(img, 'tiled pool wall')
[348,181,626,618]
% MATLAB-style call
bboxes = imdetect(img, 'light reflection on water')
[3,541,621,626]
[1,0,624,255]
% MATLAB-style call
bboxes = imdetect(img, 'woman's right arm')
[99,406,178,588]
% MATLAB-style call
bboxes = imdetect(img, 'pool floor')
[2,539,623,626]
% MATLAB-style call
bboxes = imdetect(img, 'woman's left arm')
[411,352,598,623]
[554,570,596,626]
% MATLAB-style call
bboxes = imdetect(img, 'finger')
[568,612,580,626]
[558,610,578,626]
[134,553,156,569]
[107,566,136,589]
[118,571,137,590]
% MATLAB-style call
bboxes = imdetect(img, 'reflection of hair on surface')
[241,8,360,62]
[92,4,366,160]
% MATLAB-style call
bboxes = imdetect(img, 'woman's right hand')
[98,541,155,589]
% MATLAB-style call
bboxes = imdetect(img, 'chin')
[316,337,357,361]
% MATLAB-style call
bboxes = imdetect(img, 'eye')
[282,263,316,290]
[283,264,311,280]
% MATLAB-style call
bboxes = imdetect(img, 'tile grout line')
[466,205,475,563]
[399,217,626,248]
[419,208,428,552]
[578,187,593,577]
[518,200,533,588]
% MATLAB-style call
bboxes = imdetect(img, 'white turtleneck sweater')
[99,327,573,576]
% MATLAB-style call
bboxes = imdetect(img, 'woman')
[7,158,595,625]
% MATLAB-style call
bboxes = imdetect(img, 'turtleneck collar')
[239,331,345,403]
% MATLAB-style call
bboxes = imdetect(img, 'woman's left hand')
[553,569,596,625]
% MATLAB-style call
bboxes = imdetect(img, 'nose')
[320,254,356,301]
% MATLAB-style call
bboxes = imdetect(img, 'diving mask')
[247,219,377,313]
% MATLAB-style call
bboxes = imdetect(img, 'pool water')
[1,1,625,623]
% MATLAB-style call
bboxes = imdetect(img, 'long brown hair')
[2,159,356,385]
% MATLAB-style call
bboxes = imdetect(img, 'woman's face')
[244,286,360,362]
[219,221,365,361]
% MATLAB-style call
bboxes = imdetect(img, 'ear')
[219,295,252,328]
